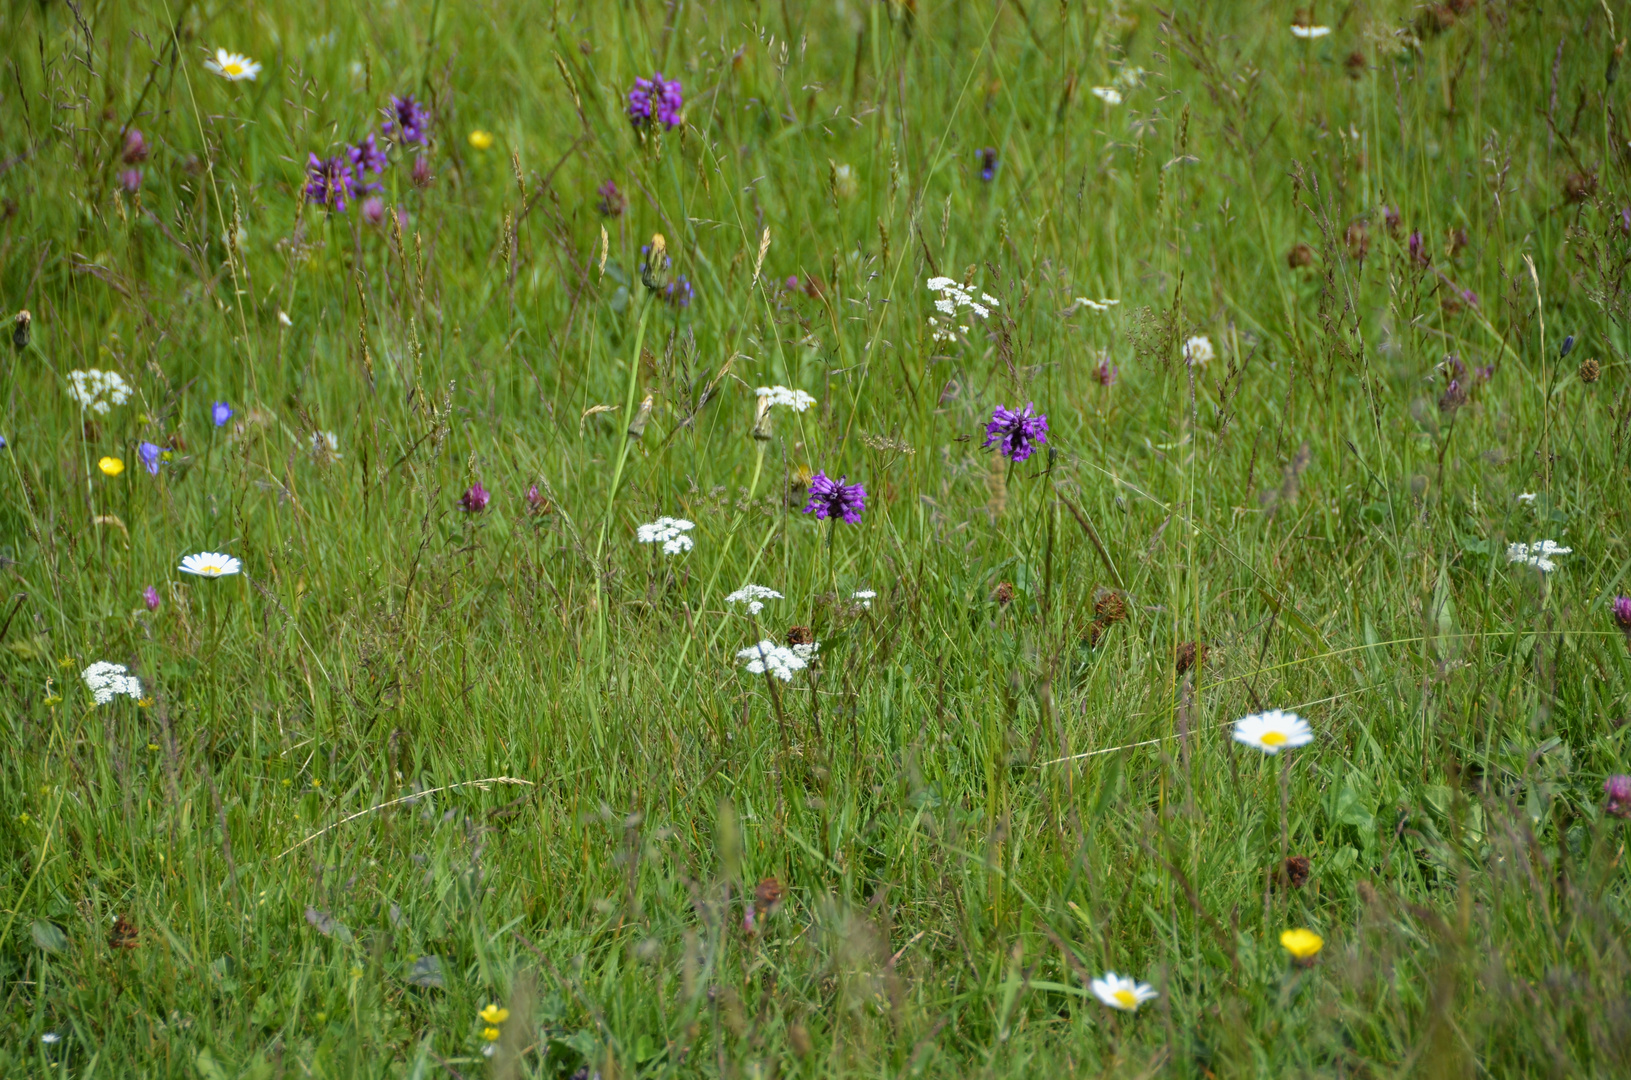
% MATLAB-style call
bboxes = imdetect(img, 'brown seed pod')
[1093,590,1128,624]
[1175,641,1210,674]
[1286,243,1315,270]
[1282,855,1311,889]
[1579,358,1601,384]
[754,876,784,915]
[786,625,814,646]
[1345,221,1371,261]
[994,581,1015,607]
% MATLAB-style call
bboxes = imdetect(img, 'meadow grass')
[4,0,1631,1075]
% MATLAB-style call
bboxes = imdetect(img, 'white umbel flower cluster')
[636,516,695,555]
[926,277,999,342]
[82,661,142,705]
[736,640,814,681]
[67,369,133,414]
[1071,297,1121,313]
[725,584,783,616]
[756,386,816,412]
[1507,540,1571,573]
[852,589,877,609]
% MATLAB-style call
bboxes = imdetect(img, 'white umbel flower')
[926,277,998,341]
[725,584,783,616]
[1181,335,1215,367]
[1072,297,1121,313]
[1090,86,1123,105]
[205,49,261,81]
[1089,972,1157,1012]
[636,516,696,555]
[852,589,877,609]
[736,640,808,681]
[1507,540,1571,573]
[82,661,142,705]
[179,551,242,578]
[66,369,133,415]
[1290,24,1332,39]
[1233,710,1314,755]
[756,386,816,412]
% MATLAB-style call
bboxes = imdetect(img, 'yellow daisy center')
[201,564,220,575]
[1260,730,1287,746]
[223,62,243,75]
[1113,989,1137,1009]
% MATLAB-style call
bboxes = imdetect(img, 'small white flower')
[1114,65,1147,89]
[278,310,293,327]
[736,639,808,681]
[1516,492,1537,504]
[67,368,133,413]
[1072,297,1121,312]
[1182,335,1215,367]
[637,516,696,556]
[205,48,261,81]
[1507,540,1571,573]
[755,386,817,412]
[41,1032,62,1045]
[179,551,242,578]
[1233,710,1313,755]
[311,430,341,458]
[852,588,877,609]
[726,584,783,616]
[790,641,820,661]
[1091,86,1123,105]
[82,661,142,705]
[1089,972,1157,1012]
[1290,24,1332,39]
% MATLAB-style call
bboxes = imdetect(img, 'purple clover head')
[459,481,490,513]
[411,155,434,189]
[120,169,142,194]
[1606,774,1631,818]
[1613,596,1631,631]
[983,403,1049,463]
[627,72,684,130]
[803,471,866,524]
[597,179,626,217]
[349,134,387,182]
[1408,229,1429,266]
[362,197,386,226]
[1093,357,1119,386]
[385,94,430,145]
[122,127,149,164]
[526,484,548,515]
[305,153,358,212]
[137,441,163,475]
[1460,288,1479,308]
[211,401,233,427]
[143,585,161,612]
[978,147,998,182]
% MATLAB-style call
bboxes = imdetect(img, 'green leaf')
[30,920,67,954]
[194,1047,228,1080]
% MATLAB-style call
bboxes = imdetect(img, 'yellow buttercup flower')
[99,456,125,476]
[1280,928,1324,960]
[479,1004,510,1025]
[468,130,494,150]
[481,1026,501,1042]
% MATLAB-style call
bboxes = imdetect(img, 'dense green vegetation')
[4,0,1631,1075]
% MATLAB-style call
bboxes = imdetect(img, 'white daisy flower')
[1290,25,1332,39]
[636,516,696,555]
[179,551,242,578]
[1091,86,1123,105]
[1181,335,1215,367]
[1507,540,1571,573]
[1089,972,1158,1012]
[725,584,783,616]
[205,49,261,81]
[852,589,877,609]
[736,640,808,681]
[1233,710,1314,755]
[82,661,142,705]
[755,386,816,412]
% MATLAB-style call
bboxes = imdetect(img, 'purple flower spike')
[211,401,233,427]
[305,153,358,211]
[627,72,684,130]
[1613,596,1631,631]
[983,403,1049,463]
[137,441,163,475]
[349,133,387,183]
[385,94,430,145]
[122,128,149,164]
[1093,357,1119,386]
[1408,230,1429,267]
[120,169,142,194]
[143,585,161,612]
[459,481,490,513]
[804,471,866,524]
[362,197,386,226]
[1607,774,1631,818]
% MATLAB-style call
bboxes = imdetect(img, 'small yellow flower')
[1280,928,1324,961]
[281,778,291,786]
[57,657,78,670]
[311,778,321,787]
[17,813,30,824]
[147,743,160,751]
[137,697,153,708]
[43,695,63,707]
[479,1004,510,1025]
[99,456,125,476]
[481,1026,501,1042]
[468,129,494,150]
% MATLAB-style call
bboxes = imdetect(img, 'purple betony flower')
[143,585,161,612]
[459,481,490,513]
[305,153,359,211]
[349,134,387,185]
[803,472,866,524]
[1408,230,1429,267]
[627,73,684,130]
[384,94,429,145]
[1606,774,1631,818]
[137,441,163,475]
[983,403,1049,463]
[1612,596,1631,631]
